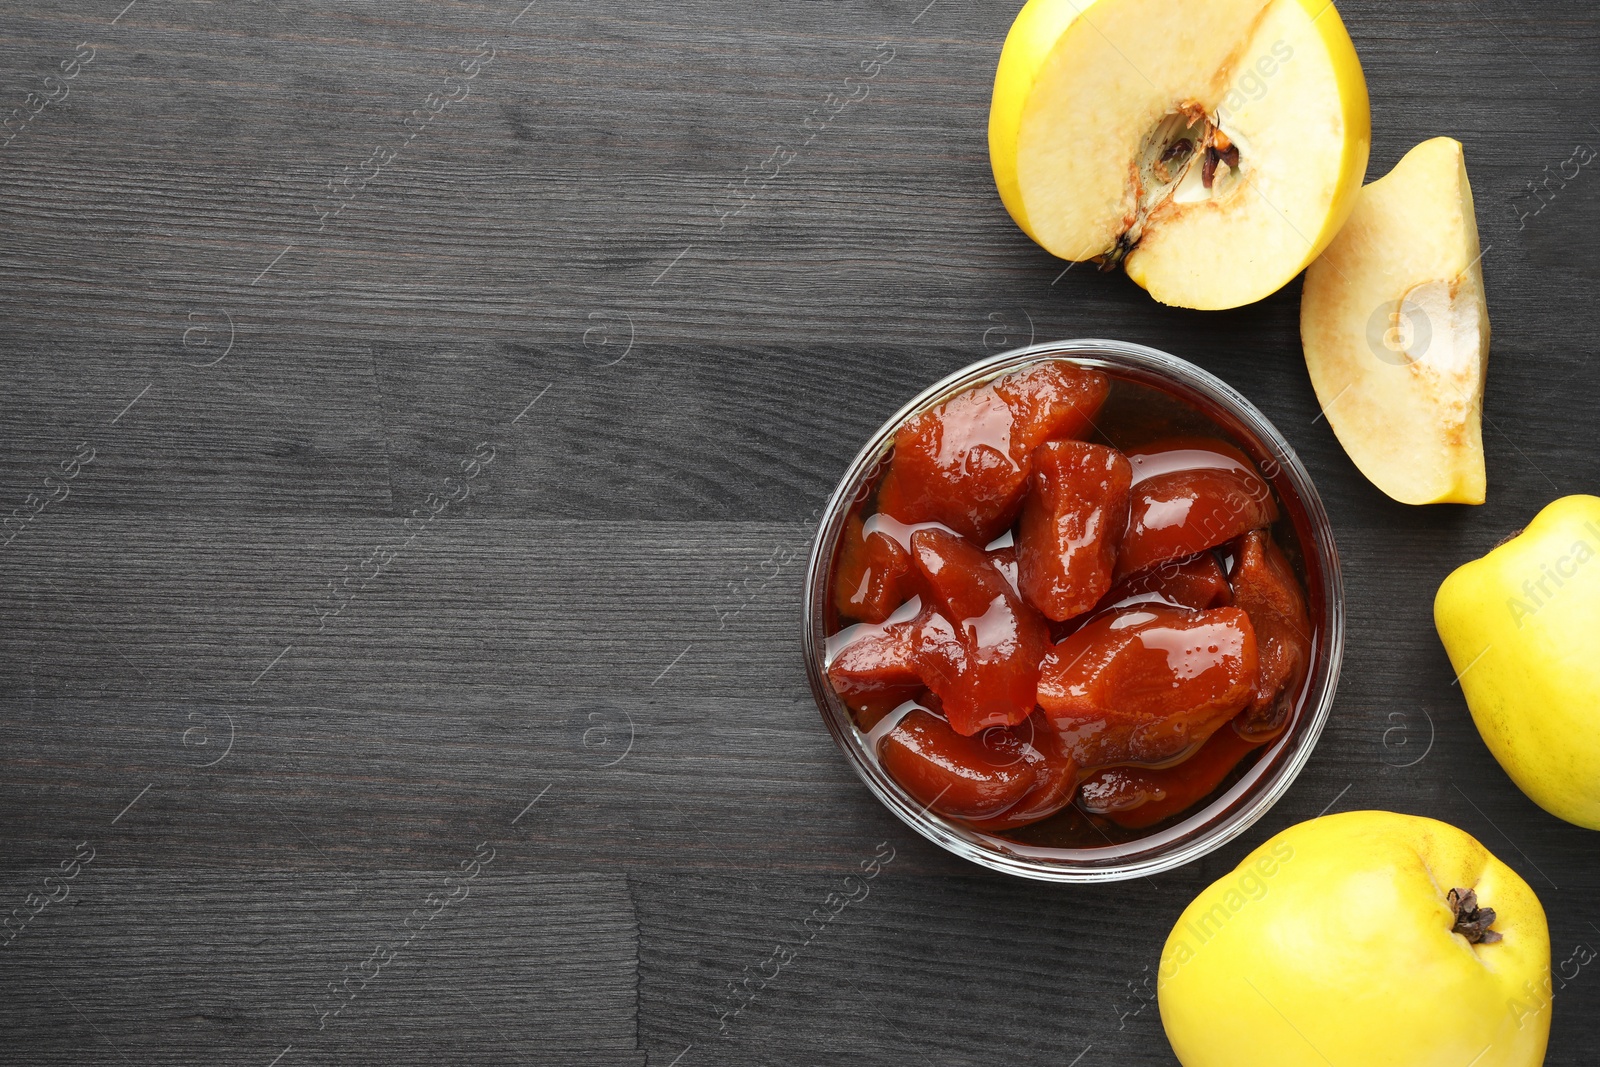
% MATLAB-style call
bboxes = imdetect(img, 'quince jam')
[824,360,1316,848]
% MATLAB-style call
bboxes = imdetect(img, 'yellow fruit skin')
[1436,495,1600,829]
[1159,811,1550,1067]
[988,0,1102,241]
[988,0,1370,310]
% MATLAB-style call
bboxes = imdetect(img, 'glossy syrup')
[826,365,1322,851]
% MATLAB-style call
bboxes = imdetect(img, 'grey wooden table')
[2,1,1597,1064]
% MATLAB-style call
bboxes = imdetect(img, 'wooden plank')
[0,333,392,513]
[2,0,1599,1063]
[1,870,641,1065]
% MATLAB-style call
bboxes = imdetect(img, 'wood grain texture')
[2,870,642,1065]
[3,0,1600,1063]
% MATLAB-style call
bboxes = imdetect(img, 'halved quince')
[1301,136,1490,505]
[989,0,1370,310]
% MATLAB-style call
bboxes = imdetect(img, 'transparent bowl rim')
[801,338,1346,883]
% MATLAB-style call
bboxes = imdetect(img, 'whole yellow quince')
[1436,494,1600,829]
[1158,811,1550,1067]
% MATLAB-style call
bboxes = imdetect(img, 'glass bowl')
[801,339,1344,882]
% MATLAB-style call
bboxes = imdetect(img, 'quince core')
[1301,136,1490,505]
[989,0,1371,310]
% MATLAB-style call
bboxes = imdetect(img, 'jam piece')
[1116,438,1278,578]
[833,513,914,623]
[1077,720,1267,829]
[967,711,1081,831]
[1230,530,1313,739]
[1036,605,1258,767]
[878,708,1038,820]
[825,601,926,719]
[986,541,1022,599]
[861,512,960,554]
[824,364,1322,850]
[1017,440,1133,622]
[909,529,1050,736]
[1096,551,1233,614]
[877,362,1110,544]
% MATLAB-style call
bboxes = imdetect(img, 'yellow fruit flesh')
[989,0,1103,238]
[1436,495,1600,829]
[1160,811,1550,1067]
[1126,0,1371,308]
[989,0,1370,310]
[1014,0,1273,261]
[1302,136,1490,505]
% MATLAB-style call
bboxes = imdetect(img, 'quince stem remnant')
[1448,887,1503,945]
